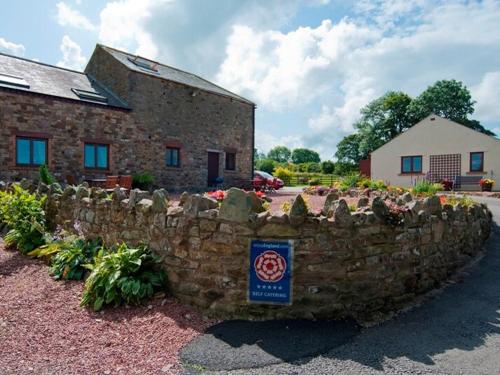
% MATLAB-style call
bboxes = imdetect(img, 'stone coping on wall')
[4,180,492,322]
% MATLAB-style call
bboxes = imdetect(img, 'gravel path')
[0,241,210,375]
[183,196,500,375]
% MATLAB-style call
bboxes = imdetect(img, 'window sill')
[224,169,237,173]
[84,168,111,174]
[398,172,425,176]
[11,165,42,170]
[165,166,181,170]
[466,171,485,175]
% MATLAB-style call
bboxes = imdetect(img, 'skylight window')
[0,73,30,89]
[71,88,108,104]
[127,56,158,72]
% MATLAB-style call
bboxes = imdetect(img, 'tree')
[254,148,266,163]
[334,161,358,176]
[305,162,321,173]
[267,146,291,163]
[256,158,276,174]
[321,160,335,174]
[407,79,494,135]
[335,134,363,163]
[291,148,320,164]
[407,79,474,124]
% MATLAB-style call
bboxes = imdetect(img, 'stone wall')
[46,185,492,322]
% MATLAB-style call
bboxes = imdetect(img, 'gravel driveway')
[0,241,210,375]
[183,196,500,375]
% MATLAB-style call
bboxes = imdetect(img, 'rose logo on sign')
[254,250,287,282]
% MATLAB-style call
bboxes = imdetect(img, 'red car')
[253,171,284,191]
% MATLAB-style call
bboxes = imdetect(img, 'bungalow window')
[225,152,236,171]
[84,143,109,169]
[401,155,422,174]
[16,137,47,167]
[470,152,484,172]
[166,147,180,167]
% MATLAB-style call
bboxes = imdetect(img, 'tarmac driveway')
[182,196,500,375]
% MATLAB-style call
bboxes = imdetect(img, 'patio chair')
[119,175,133,191]
[105,176,119,191]
[66,175,77,186]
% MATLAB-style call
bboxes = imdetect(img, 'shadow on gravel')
[183,211,500,374]
[181,319,360,372]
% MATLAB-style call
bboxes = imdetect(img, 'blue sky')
[2,0,500,160]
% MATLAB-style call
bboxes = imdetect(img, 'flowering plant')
[205,189,266,202]
[479,178,495,187]
[440,179,453,191]
[205,190,226,201]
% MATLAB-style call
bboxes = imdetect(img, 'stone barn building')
[0,44,255,191]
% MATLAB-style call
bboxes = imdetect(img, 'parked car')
[253,171,284,191]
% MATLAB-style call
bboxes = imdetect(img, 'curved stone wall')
[46,185,492,322]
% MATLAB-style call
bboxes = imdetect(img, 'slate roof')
[0,52,129,109]
[100,45,254,105]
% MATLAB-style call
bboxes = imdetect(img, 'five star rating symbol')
[257,285,283,290]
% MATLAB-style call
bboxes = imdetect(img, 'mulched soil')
[0,239,210,375]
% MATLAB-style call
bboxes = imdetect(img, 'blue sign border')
[248,239,293,305]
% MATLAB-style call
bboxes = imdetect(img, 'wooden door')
[207,152,220,186]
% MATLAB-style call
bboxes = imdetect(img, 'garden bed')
[0,239,210,375]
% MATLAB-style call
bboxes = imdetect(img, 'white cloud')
[98,0,172,59]
[216,19,379,110]
[0,37,25,56]
[57,35,86,70]
[256,132,303,155]
[472,71,500,123]
[56,2,95,31]
[216,0,500,158]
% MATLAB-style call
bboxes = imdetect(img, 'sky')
[1,0,500,160]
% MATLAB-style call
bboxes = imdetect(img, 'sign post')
[248,239,293,305]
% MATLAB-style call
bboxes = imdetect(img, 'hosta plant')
[80,243,166,311]
[50,238,103,280]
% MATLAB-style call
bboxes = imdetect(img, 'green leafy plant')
[39,164,55,185]
[412,180,444,196]
[132,172,155,190]
[442,194,475,208]
[50,238,103,280]
[273,167,292,185]
[80,243,166,311]
[309,177,321,186]
[27,240,66,260]
[0,185,46,253]
[337,173,363,191]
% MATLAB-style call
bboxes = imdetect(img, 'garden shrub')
[81,243,166,311]
[50,238,102,280]
[412,180,444,195]
[274,167,292,183]
[338,173,363,191]
[0,185,46,253]
[39,164,55,185]
[132,172,155,190]
[443,195,475,208]
[257,159,276,174]
[309,177,321,186]
[321,160,335,174]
